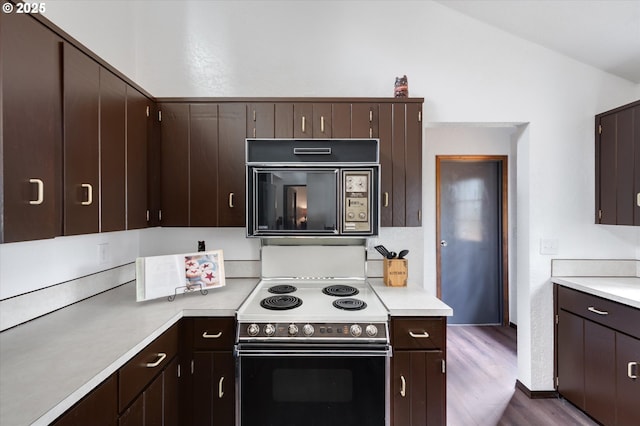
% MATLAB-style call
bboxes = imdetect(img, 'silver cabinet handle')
[29,178,44,205]
[440,240,448,247]
[218,376,225,398]
[628,362,638,379]
[301,116,306,133]
[320,116,325,133]
[637,192,640,207]
[146,352,167,368]
[383,192,389,207]
[81,183,93,205]
[202,331,223,339]
[409,331,430,338]
[228,192,234,208]
[400,375,406,397]
[587,306,608,315]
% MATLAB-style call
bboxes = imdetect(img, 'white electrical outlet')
[98,243,110,265]
[539,238,559,255]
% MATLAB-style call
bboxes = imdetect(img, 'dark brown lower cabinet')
[555,284,640,426]
[52,374,117,426]
[192,351,235,426]
[393,350,445,426]
[119,356,179,426]
[391,317,446,426]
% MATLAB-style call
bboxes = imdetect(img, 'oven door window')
[254,169,338,234]
[239,355,386,426]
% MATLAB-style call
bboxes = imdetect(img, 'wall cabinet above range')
[156,98,423,230]
[595,100,640,226]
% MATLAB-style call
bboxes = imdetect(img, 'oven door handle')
[235,347,391,357]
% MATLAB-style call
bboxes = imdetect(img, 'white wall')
[3,0,639,392]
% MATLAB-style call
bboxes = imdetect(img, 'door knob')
[440,240,448,247]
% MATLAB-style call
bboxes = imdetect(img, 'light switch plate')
[540,238,559,255]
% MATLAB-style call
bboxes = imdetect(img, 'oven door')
[236,346,390,426]
[248,168,339,236]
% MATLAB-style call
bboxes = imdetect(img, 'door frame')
[435,155,509,326]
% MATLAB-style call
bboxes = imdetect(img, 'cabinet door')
[53,375,117,426]
[100,68,127,232]
[584,320,616,425]
[405,103,422,226]
[218,103,246,226]
[635,105,640,226]
[126,87,150,230]
[351,103,378,139]
[159,103,190,226]
[391,103,407,227]
[293,103,313,138]
[557,309,585,410]
[393,350,445,426]
[247,103,275,138]
[314,103,333,137]
[1,11,62,242]
[190,104,219,226]
[275,103,294,137]
[331,103,351,138]
[164,356,180,426]
[616,333,640,426]
[379,104,393,226]
[63,44,100,236]
[192,351,236,426]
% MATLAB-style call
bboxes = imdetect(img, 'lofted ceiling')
[436,0,640,84]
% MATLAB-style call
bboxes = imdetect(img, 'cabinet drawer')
[193,317,235,350]
[557,286,640,339]
[392,317,445,350]
[118,325,178,412]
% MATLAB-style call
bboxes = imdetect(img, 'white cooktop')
[236,279,389,323]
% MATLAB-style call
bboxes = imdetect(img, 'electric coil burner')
[259,295,303,310]
[333,298,367,311]
[268,284,297,294]
[322,284,359,297]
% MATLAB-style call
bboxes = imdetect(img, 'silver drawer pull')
[29,178,44,205]
[587,306,608,315]
[218,376,225,398]
[409,331,430,338]
[293,147,332,155]
[202,331,223,339]
[400,375,406,397]
[228,192,234,208]
[629,362,638,379]
[146,352,167,368]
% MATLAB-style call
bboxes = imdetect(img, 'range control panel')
[238,322,388,342]
[343,170,372,233]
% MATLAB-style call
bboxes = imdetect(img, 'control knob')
[350,324,362,337]
[347,212,355,219]
[264,324,276,336]
[365,324,379,337]
[302,324,315,336]
[359,212,367,219]
[247,323,260,337]
[288,323,299,336]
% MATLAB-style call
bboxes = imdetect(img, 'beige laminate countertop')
[551,276,640,309]
[0,277,452,425]
[0,278,258,426]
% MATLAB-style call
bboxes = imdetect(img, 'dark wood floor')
[446,325,598,426]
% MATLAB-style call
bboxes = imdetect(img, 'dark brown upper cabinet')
[217,103,247,227]
[126,87,152,230]
[0,11,63,243]
[159,103,190,226]
[63,43,100,236]
[99,68,127,233]
[190,103,219,227]
[247,103,275,138]
[596,100,640,226]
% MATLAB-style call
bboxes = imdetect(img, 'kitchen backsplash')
[551,259,640,277]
